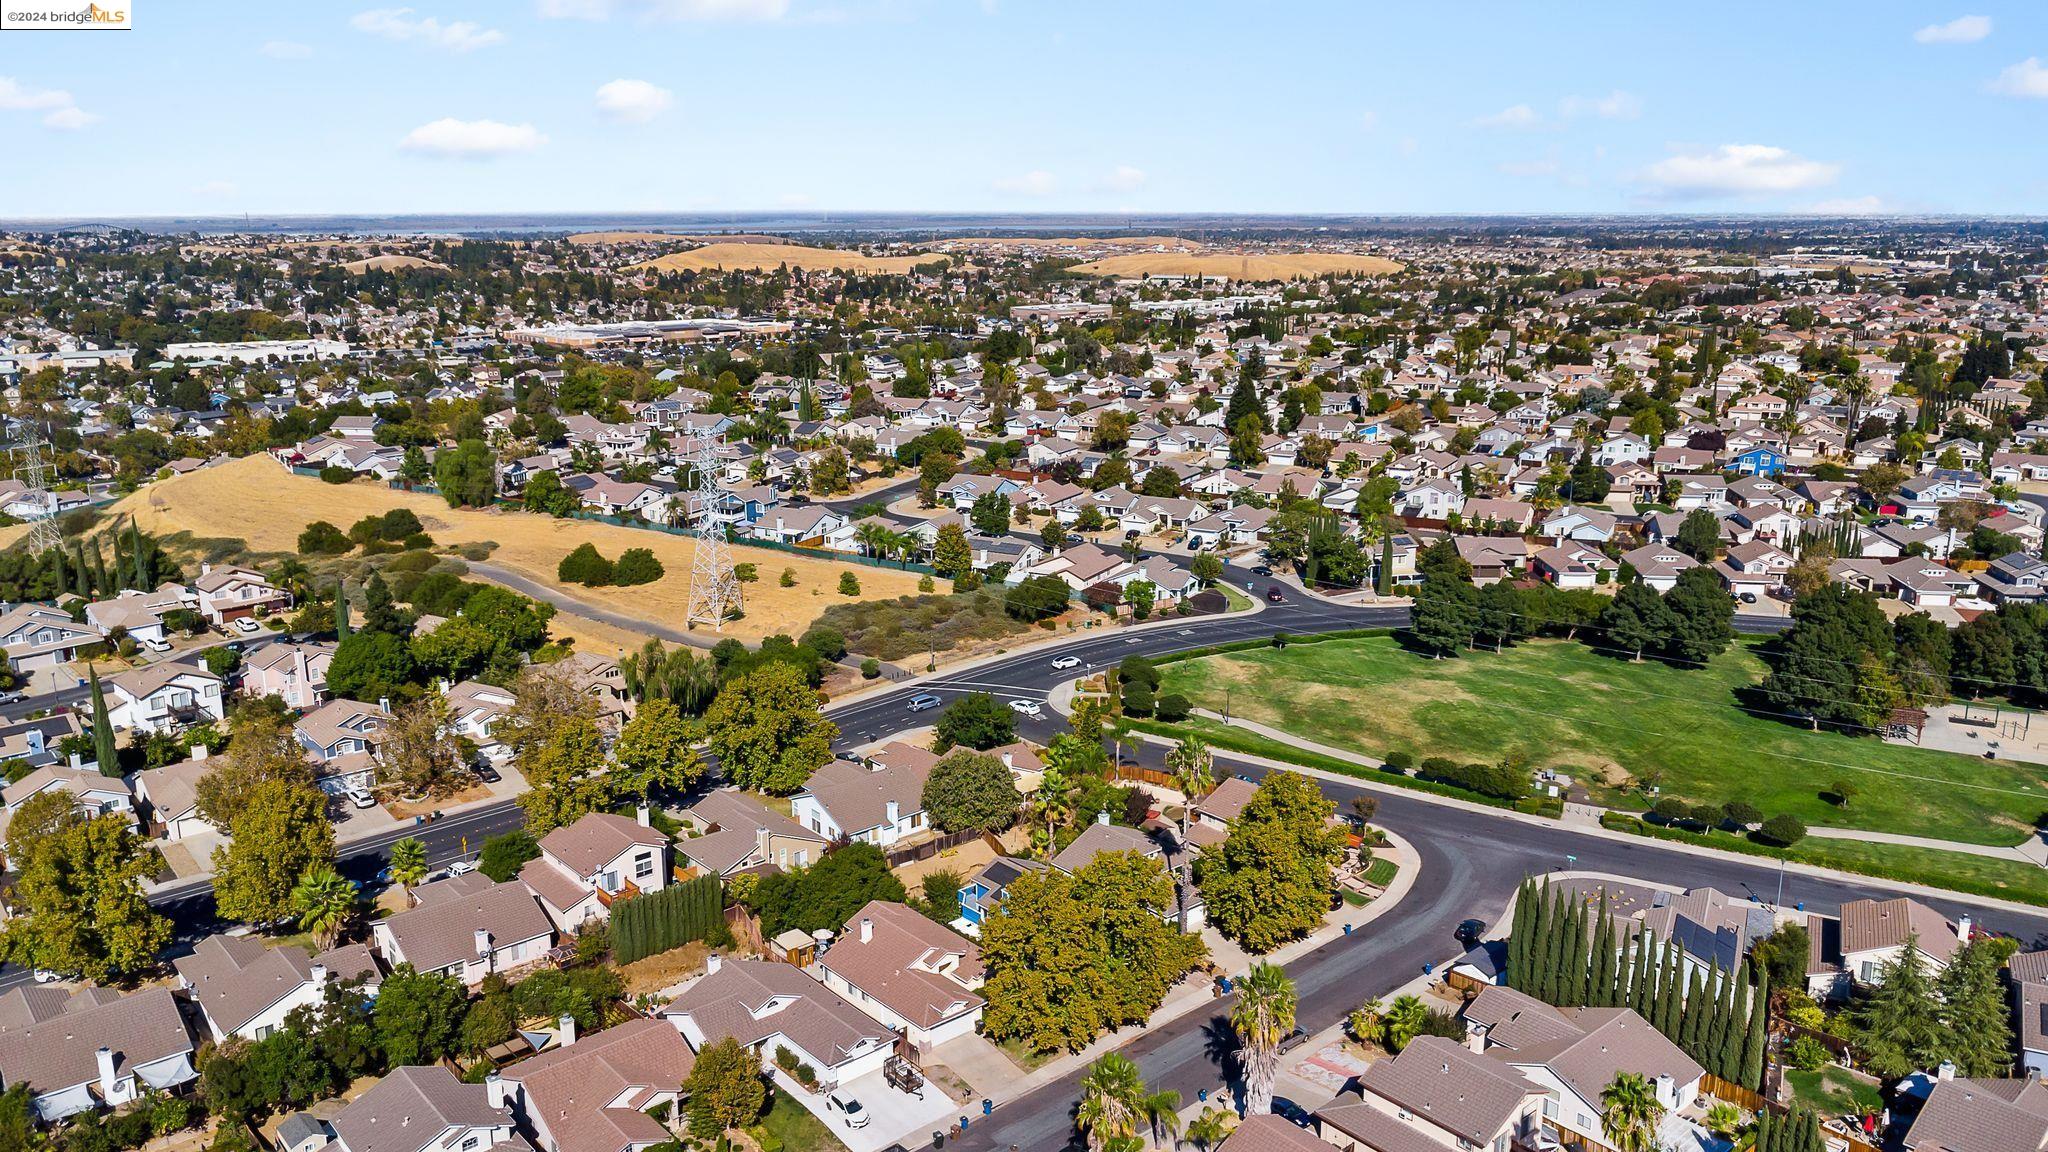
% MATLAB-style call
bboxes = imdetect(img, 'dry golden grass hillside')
[342,255,449,274]
[630,242,934,275]
[5,455,922,646]
[569,231,788,246]
[919,235,1199,253]
[1067,252,1403,280]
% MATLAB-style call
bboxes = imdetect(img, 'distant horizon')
[6,209,2048,238]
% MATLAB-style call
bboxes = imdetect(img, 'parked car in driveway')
[827,1093,869,1129]
[1278,1026,1310,1054]
[345,788,376,810]
[473,762,500,783]
[140,636,172,653]
[1456,917,1487,946]
[234,617,261,634]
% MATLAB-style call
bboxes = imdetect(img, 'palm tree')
[1076,1053,1144,1151]
[1381,995,1432,1052]
[1347,998,1384,1044]
[1184,1108,1237,1152]
[388,837,428,896]
[1230,962,1298,1117]
[1599,1071,1666,1152]
[855,521,894,562]
[1703,1101,1742,1138]
[1165,736,1213,840]
[292,866,360,948]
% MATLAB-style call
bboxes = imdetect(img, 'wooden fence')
[1702,1072,1769,1113]
[882,828,1005,869]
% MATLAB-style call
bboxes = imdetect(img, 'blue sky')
[3,1,2047,219]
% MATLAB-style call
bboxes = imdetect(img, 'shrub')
[918,574,935,592]
[1155,693,1191,722]
[614,547,665,586]
[801,625,847,662]
[952,571,981,593]
[734,563,758,583]
[558,542,615,586]
[1723,800,1763,826]
[1755,814,1808,847]
[1004,575,1070,623]
[1122,683,1156,717]
[838,571,862,595]
[1787,1035,1830,1072]
[319,465,355,484]
[612,875,727,964]
[298,520,352,554]
[779,567,797,587]
[1383,750,1416,773]
[860,657,880,679]
[1649,798,1690,824]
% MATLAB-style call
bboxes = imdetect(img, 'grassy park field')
[1156,634,2048,848]
[5,455,923,646]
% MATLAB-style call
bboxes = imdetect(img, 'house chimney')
[557,1013,577,1047]
[859,917,873,945]
[1957,914,1973,941]
[474,928,492,958]
[636,803,651,827]
[1937,1060,1956,1082]
[1096,811,1110,826]
[705,952,723,975]
[310,963,328,986]
[96,1046,118,1097]
[190,743,208,761]
[1655,1074,1674,1105]
[69,751,82,770]
[378,697,391,715]
[885,800,899,825]
[484,1072,520,1111]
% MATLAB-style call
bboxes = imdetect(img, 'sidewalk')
[942,828,1422,1109]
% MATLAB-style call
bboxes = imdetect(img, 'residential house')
[499,1017,694,1152]
[791,746,936,847]
[661,954,896,1089]
[240,640,334,709]
[519,810,671,932]
[134,756,215,842]
[956,855,1047,933]
[1901,1075,2048,1152]
[1825,898,1963,992]
[676,789,829,878]
[104,664,225,735]
[294,697,388,795]
[0,605,103,675]
[1618,545,1699,593]
[1,763,134,836]
[0,985,198,1123]
[320,1065,522,1152]
[174,932,379,1041]
[192,564,291,624]
[815,900,985,1049]
[373,873,556,987]
[1314,1035,1544,1152]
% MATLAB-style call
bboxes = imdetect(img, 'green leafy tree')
[516,715,614,835]
[212,781,337,925]
[0,807,171,982]
[1602,581,1674,661]
[1759,586,1895,730]
[702,662,837,794]
[933,522,973,580]
[433,438,497,508]
[478,829,540,882]
[1198,770,1349,953]
[325,630,416,702]
[1936,938,2016,1077]
[557,542,615,586]
[683,1038,768,1138]
[611,698,705,799]
[970,491,1011,535]
[1673,509,1723,562]
[521,469,581,516]
[751,842,906,937]
[922,748,1022,833]
[1847,934,1950,1079]
[1409,570,1476,657]
[373,964,467,1065]
[1663,565,1735,664]
[933,691,1015,751]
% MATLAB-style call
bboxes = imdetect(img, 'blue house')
[1731,446,1786,477]
[957,855,1046,932]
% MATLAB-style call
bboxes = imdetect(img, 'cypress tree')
[89,669,118,777]
[130,519,149,588]
[1530,884,1559,1003]
[1742,975,1769,1091]
[1754,1111,1775,1152]
[1656,938,1683,1037]
[72,539,91,597]
[1716,963,1747,1080]
[90,538,110,597]
[1614,933,1635,1009]
[1561,900,1588,1006]
[1679,966,1708,1057]
[1630,931,1655,1017]
[1590,909,1615,1007]
[1508,879,1534,992]
[48,542,65,592]
[335,582,352,640]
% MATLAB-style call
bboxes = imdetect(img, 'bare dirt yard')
[12,454,924,646]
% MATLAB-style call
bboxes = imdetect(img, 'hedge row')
[612,873,725,964]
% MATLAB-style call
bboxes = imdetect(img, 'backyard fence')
[611,873,725,964]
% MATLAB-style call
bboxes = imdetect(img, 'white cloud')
[537,0,788,20]
[1498,159,1561,178]
[1807,195,1887,215]
[1474,104,1543,130]
[1560,90,1641,119]
[595,78,673,122]
[1991,57,2048,97]
[260,39,313,58]
[351,8,505,51]
[1642,144,1838,199]
[399,118,546,157]
[41,105,99,130]
[1915,15,1990,44]
[0,78,97,129]
[993,170,1056,197]
[1105,165,1146,193]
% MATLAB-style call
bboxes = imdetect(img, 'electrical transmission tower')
[684,434,742,630]
[7,432,61,554]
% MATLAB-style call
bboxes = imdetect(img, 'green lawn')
[1159,635,2048,847]
[1786,1067,1883,1115]
[1219,583,1253,613]
[1363,856,1399,887]
[756,1087,850,1152]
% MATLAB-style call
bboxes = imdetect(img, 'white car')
[447,859,477,876]
[140,636,172,653]
[234,617,261,634]
[345,788,377,810]
[827,1094,869,1129]
[1008,699,1044,718]
[1050,655,1080,670]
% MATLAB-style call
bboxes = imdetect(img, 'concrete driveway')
[780,1066,959,1152]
